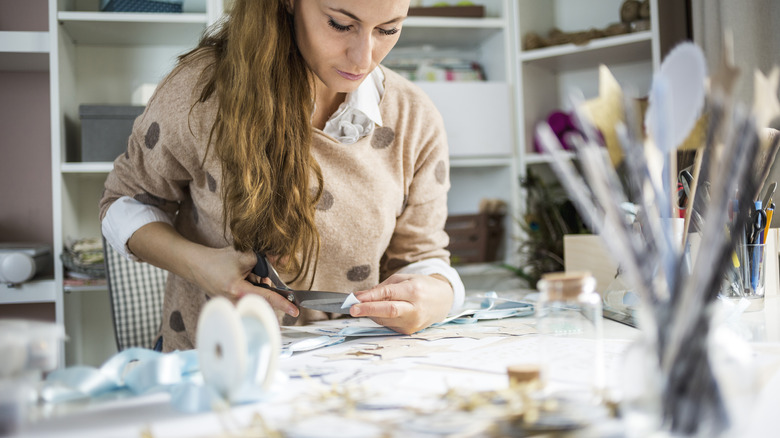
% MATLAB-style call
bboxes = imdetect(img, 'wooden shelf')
[57,12,207,46]
[519,31,653,72]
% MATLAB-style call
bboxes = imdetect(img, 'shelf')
[450,156,514,168]
[524,151,576,165]
[0,278,56,304]
[0,31,49,71]
[398,17,506,50]
[519,31,653,72]
[61,162,113,173]
[57,12,207,46]
[64,284,107,294]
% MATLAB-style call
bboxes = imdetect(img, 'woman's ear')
[285,0,294,14]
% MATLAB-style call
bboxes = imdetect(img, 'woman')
[99,0,464,352]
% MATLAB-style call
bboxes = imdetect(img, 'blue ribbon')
[41,348,210,410]
[41,345,268,413]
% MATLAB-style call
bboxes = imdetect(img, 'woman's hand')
[190,246,299,317]
[349,274,454,334]
[127,222,298,317]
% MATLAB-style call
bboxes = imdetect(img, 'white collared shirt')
[103,66,465,313]
[323,67,385,143]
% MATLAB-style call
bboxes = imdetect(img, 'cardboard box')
[78,104,144,162]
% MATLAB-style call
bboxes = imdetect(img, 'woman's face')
[290,0,410,94]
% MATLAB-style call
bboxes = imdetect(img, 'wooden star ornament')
[581,65,625,167]
[754,66,780,129]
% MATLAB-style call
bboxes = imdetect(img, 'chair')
[103,238,168,351]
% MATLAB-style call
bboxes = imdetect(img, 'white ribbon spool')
[196,295,280,402]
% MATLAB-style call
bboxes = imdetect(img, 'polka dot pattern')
[145,122,160,149]
[434,160,447,184]
[346,265,371,282]
[169,310,185,332]
[316,189,334,211]
[371,127,395,149]
[207,173,217,192]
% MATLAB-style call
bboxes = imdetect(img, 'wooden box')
[445,213,504,265]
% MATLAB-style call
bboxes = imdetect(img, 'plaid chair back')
[104,239,168,351]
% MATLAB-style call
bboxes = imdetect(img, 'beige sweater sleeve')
[379,72,452,280]
[99,58,216,225]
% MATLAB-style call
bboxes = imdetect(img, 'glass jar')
[535,271,604,399]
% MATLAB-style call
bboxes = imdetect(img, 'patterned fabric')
[101,0,182,13]
[104,238,168,351]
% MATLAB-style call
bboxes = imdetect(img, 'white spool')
[196,295,280,401]
[236,295,281,392]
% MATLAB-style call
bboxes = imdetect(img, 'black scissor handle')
[251,252,296,303]
[252,251,270,278]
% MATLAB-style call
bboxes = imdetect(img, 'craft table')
[12,295,780,438]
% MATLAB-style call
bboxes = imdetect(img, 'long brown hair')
[179,0,322,283]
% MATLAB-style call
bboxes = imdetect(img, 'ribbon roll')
[196,295,281,403]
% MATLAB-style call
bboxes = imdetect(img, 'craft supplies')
[534,38,779,435]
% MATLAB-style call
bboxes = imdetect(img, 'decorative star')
[709,29,740,97]
[754,66,780,129]
[581,65,626,167]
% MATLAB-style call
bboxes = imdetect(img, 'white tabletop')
[12,296,780,438]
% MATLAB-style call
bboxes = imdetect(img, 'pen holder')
[721,243,766,312]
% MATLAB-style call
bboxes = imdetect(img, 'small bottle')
[535,271,604,399]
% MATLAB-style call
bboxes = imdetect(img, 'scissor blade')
[296,290,352,314]
[293,289,349,302]
[298,297,352,314]
[253,283,352,314]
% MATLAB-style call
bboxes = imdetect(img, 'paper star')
[709,29,740,97]
[581,65,625,166]
[754,66,780,129]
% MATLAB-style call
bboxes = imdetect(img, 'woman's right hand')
[127,222,299,317]
[190,246,299,317]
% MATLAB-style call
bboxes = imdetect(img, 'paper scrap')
[341,293,360,309]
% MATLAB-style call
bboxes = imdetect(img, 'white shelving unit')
[393,0,521,266]
[514,0,661,173]
[0,0,58,337]
[47,0,225,366]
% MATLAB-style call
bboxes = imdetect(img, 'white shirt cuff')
[395,258,465,315]
[102,196,173,261]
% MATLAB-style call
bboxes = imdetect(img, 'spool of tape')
[196,295,280,402]
[236,295,281,392]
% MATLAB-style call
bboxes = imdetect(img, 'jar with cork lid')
[535,271,604,399]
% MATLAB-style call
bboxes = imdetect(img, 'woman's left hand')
[350,274,454,334]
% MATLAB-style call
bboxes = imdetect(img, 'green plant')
[507,170,588,287]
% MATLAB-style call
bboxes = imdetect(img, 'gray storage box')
[78,104,145,162]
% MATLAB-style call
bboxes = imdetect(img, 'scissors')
[250,252,353,314]
[747,204,767,245]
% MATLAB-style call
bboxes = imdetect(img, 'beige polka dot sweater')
[99,56,452,352]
